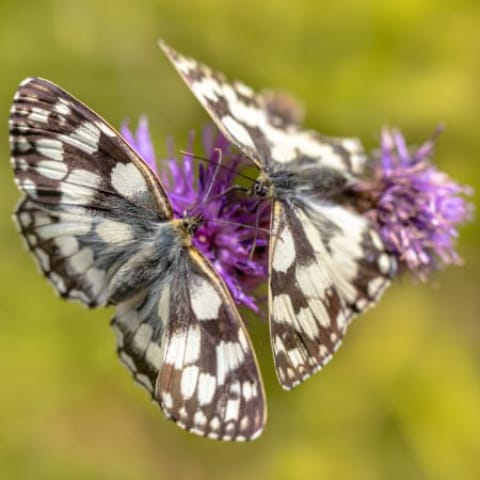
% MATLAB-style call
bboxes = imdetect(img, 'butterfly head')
[173,212,205,247]
[249,172,273,198]
[181,212,204,235]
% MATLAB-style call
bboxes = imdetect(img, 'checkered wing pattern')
[160,41,366,175]
[113,249,265,441]
[269,199,396,389]
[10,77,172,306]
[10,77,265,440]
[161,42,396,389]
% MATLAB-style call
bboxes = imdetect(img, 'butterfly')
[160,42,397,390]
[9,77,266,441]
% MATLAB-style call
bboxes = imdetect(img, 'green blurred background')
[1,1,479,479]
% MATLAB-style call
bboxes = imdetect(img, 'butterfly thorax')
[257,165,350,200]
[268,169,297,196]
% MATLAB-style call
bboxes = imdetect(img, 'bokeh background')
[1,1,479,479]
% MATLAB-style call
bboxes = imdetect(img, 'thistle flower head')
[361,127,473,279]
[121,116,157,174]
[121,120,269,311]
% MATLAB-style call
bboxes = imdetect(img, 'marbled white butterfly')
[161,42,397,390]
[10,77,266,441]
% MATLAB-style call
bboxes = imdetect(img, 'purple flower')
[122,119,269,311]
[359,127,473,279]
[121,116,158,174]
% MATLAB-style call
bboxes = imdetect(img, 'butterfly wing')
[113,248,266,440]
[269,199,395,389]
[10,77,172,306]
[10,78,266,440]
[160,41,365,175]
[300,198,396,316]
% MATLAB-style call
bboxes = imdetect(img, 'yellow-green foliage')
[0,1,478,479]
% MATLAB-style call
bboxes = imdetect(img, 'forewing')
[161,42,365,175]
[113,249,266,441]
[10,77,172,306]
[269,200,395,389]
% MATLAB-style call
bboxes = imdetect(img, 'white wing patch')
[271,224,296,273]
[59,122,101,155]
[221,116,256,150]
[189,274,222,320]
[36,138,64,162]
[95,220,134,244]
[36,159,68,180]
[110,162,149,199]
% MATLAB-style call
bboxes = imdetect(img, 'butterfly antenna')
[202,147,223,204]
[184,149,253,219]
[249,199,266,259]
[180,150,259,184]
[207,183,250,203]
[183,147,222,217]
[209,218,271,236]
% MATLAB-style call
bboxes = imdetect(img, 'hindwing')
[113,249,266,440]
[269,199,395,389]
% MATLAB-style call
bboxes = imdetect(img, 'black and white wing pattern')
[269,199,394,388]
[161,43,396,389]
[160,41,366,174]
[10,77,266,440]
[113,248,266,440]
[11,77,172,307]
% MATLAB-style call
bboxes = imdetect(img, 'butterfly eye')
[250,181,268,198]
[189,216,202,235]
